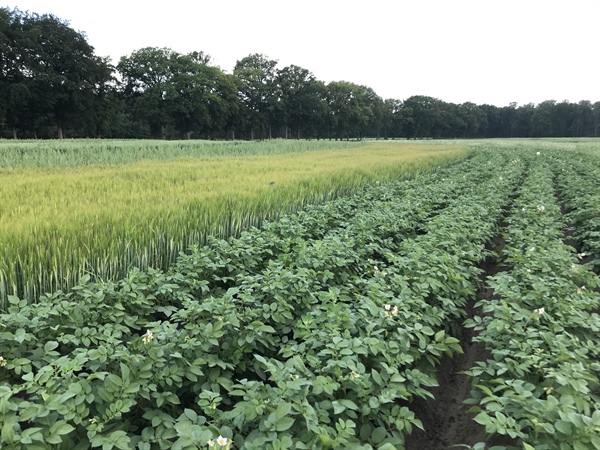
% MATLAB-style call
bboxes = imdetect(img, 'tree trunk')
[285,126,288,139]
[269,123,272,140]
[160,125,165,139]
[232,129,235,140]
[183,131,191,140]
[12,128,17,139]
[57,126,64,139]
[251,128,254,141]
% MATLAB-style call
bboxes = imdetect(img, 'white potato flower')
[142,329,154,344]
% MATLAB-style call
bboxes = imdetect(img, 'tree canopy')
[1,7,113,138]
[1,7,599,140]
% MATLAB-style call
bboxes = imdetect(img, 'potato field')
[0,139,599,450]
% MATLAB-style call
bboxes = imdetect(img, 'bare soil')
[404,241,517,450]
[403,311,489,449]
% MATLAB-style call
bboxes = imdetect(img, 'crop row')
[0,140,365,169]
[465,154,600,449]
[0,149,522,449]
[552,151,600,272]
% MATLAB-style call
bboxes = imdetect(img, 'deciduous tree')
[233,53,279,139]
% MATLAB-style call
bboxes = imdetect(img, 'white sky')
[9,0,600,107]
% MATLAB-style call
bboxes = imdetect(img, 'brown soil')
[404,239,517,450]
[404,183,598,449]
[403,309,489,449]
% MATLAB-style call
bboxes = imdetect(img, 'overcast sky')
[9,0,600,107]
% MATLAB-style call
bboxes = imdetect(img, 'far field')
[0,139,467,305]
[0,139,598,450]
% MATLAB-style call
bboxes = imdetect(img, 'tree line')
[2,8,599,140]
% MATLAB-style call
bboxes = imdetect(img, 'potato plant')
[1,141,599,449]
[0,148,522,449]
[552,152,600,272]
[465,153,600,449]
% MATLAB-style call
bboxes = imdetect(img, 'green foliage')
[0,148,517,448]
[553,151,600,272]
[117,48,238,139]
[3,7,600,140]
[0,7,113,138]
[233,53,279,139]
[0,142,466,306]
[0,138,363,169]
[326,81,375,140]
[464,149,600,449]
[1,143,598,449]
